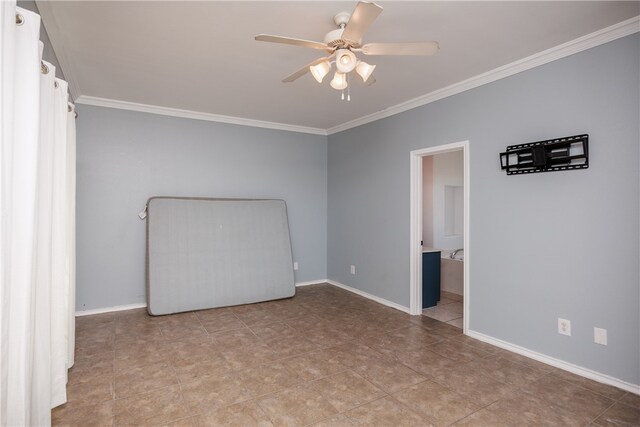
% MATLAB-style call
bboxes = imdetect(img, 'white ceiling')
[37,1,639,131]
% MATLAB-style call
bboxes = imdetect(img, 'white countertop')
[422,246,442,253]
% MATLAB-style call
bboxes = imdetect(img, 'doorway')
[409,141,470,334]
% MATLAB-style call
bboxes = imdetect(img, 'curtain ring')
[41,62,49,74]
[68,105,78,119]
[16,13,24,25]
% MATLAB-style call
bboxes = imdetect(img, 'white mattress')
[146,197,295,315]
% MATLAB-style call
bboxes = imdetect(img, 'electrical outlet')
[293,262,298,271]
[594,327,607,345]
[558,318,571,336]
[350,265,356,275]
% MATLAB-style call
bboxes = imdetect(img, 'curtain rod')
[40,61,78,119]
[17,11,77,119]
[42,63,77,119]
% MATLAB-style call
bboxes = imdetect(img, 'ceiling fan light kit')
[310,61,331,83]
[335,49,358,73]
[330,71,348,91]
[355,60,376,82]
[255,1,439,101]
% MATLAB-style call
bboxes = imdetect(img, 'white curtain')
[0,1,77,425]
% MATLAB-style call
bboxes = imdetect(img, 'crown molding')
[75,96,328,136]
[326,16,640,135]
[70,16,637,137]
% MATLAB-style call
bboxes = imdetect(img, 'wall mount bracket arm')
[499,134,589,175]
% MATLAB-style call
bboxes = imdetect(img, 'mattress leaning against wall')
[146,197,296,315]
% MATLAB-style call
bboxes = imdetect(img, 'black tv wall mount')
[499,134,589,175]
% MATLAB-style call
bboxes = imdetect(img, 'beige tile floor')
[54,283,639,426]
[423,291,464,329]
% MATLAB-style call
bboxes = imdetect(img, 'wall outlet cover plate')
[558,318,571,336]
[594,327,608,345]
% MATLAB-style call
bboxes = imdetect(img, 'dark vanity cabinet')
[422,251,441,309]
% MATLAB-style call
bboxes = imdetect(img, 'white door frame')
[409,140,470,334]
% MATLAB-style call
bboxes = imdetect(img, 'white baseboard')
[75,302,147,317]
[295,279,328,287]
[467,330,640,395]
[73,284,638,395]
[75,280,328,316]
[326,279,412,315]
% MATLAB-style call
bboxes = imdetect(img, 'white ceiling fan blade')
[341,1,383,44]
[282,55,335,83]
[255,34,329,50]
[361,42,440,56]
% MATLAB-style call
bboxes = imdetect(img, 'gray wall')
[327,34,639,385]
[76,106,327,311]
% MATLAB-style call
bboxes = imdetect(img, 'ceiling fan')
[255,1,439,100]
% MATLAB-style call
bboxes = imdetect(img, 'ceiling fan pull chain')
[347,74,351,101]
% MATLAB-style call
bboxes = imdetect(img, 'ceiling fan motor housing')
[324,12,360,48]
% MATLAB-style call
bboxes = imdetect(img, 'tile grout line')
[64,286,631,427]
[117,310,195,424]
[76,311,470,421]
[588,399,618,426]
